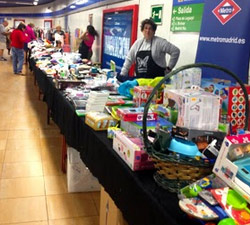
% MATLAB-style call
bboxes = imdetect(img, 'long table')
[32,61,201,225]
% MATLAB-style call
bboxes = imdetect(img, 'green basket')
[142,63,249,192]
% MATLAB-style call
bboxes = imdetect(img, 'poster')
[195,0,250,83]
[101,5,138,74]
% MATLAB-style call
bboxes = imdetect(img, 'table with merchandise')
[31,60,202,225]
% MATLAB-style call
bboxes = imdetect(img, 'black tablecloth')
[31,60,201,225]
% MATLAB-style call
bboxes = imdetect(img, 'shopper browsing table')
[10,23,27,75]
[52,26,65,46]
[24,23,36,64]
[118,18,180,81]
[0,20,10,61]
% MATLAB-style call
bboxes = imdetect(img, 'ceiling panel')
[0,0,56,7]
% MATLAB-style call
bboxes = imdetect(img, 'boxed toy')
[112,131,154,171]
[201,79,230,115]
[227,86,250,133]
[85,112,117,131]
[213,133,250,203]
[120,117,173,137]
[116,107,158,122]
[202,79,250,133]
[171,67,202,89]
[133,86,161,107]
[164,88,221,130]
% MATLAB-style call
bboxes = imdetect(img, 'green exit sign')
[151,5,163,25]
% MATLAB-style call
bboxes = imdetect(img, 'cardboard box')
[100,186,128,225]
[113,131,154,171]
[201,80,250,133]
[213,134,250,203]
[164,89,220,130]
[120,117,173,137]
[171,67,201,89]
[67,147,100,192]
[85,112,117,131]
[133,86,154,107]
[116,107,157,122]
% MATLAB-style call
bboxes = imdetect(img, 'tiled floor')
[0,52,100,224]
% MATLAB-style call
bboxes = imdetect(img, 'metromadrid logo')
[212,0,241,25]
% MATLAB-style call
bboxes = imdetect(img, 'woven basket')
[142,63,249,193]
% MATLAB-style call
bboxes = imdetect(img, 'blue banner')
[195,0,250,83]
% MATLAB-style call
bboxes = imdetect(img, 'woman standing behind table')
[10,23,27,75]
[79,25,98,60]
[118,18,180,81]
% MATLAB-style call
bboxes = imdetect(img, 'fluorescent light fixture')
[15,2,34,5]
[0,1,7,3]
[75,0,88,5]
[33,1,38,5]
[70,5,76,9]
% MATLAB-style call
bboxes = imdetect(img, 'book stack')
[86,91,109,112]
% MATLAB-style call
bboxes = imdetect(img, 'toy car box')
[213,133,250,203]
[116,107,158,122]
[112,131,154,171]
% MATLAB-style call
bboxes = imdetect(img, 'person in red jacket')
[10,23,27,75]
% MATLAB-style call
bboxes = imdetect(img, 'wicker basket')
[142,63,249,193]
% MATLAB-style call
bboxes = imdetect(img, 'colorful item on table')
[227,189,250,214]
[85,112,117,131]
[168,137,202,158]
[116,107,158,122]
[218,218,236,225]
[112,131,154,171]
[211,188,250,225]
[227,86,250,133]
[234,157,250,186]
[179,197,219,220]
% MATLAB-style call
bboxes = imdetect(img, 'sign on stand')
[171,2,204,32]
[151,5,163,25]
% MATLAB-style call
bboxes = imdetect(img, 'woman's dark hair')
[87,25,98,37]
[140,18,157,32]
[17,23,26,31]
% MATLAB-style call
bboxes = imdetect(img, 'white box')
[67,147,100,192]
[171,68,201,89]
[164,89,220,130]
[213,134,250,203]
[112,131,154,171]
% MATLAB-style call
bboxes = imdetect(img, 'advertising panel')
[101,5,138,74]
[195,0,250,83]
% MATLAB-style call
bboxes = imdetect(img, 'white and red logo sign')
[212,0,241,25]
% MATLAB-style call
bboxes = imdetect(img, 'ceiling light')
[15,1,33,5]
[0,1,7,3]
[75,0,88,5]
[33,1,38,5]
